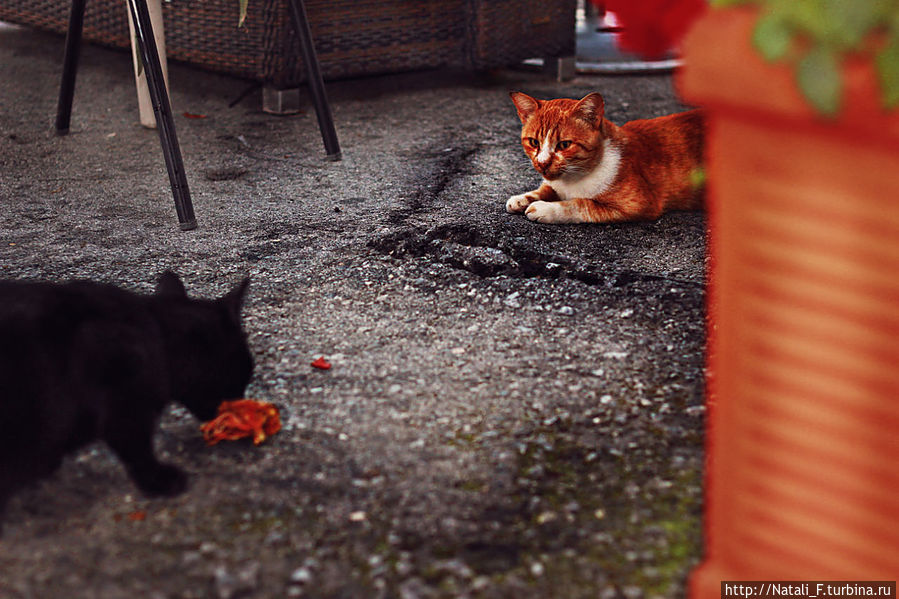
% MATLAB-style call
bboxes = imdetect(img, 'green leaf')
[876,32,899,108]
[780,0,830,41]
[797,45,842,116]
[710,0,753,7]
[891,5,899,32]
[238,0,248,27]
[753,13,793,61]
[689,167,707,189]
[823,0,882,48]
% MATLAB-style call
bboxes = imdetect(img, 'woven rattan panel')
[0,0,575,84]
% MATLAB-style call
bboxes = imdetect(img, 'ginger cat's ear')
[573,92,605,128]
[510,92,542,124]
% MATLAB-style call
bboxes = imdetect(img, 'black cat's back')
[0,273,253,517]
[0,279,164,448]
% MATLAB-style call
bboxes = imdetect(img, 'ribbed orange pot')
[678,7,899,593]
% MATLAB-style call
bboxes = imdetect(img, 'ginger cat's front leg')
[506,183,558,214]
[525,198,631,224]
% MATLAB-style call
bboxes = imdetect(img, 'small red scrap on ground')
[310,356,331,370]
[200,399,281,446]
[128,510,147,522]
[182,112,207,119]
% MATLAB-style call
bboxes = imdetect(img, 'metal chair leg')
[56,0,87,134]
[126,0,197,230]
[286,0,341,161]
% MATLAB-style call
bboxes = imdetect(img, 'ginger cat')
[507,91,704,224]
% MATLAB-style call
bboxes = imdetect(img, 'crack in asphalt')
[369,222,703,290]
[388,145,482,225]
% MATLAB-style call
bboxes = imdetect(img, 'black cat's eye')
[556,140,573,150]
[527,137,540,148]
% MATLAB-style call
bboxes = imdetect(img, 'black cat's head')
[155,271,255,421]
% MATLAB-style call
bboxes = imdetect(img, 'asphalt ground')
[0,22,706,599]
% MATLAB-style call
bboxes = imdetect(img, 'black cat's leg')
[0,464,25,535]
[0,484,10,534]
[0,460,21,513]
[103,412,187,497]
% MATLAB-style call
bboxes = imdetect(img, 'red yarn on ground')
[200,399,281,446]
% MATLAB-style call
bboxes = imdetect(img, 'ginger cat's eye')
[556,140,572,150]
[527,137,540,148]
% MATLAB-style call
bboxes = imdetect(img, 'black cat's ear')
[573,92,605,128]
[222,277,250,320]
[510,92,541,124]
[156,270,187,298]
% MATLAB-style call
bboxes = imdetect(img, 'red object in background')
[590,0,706,58]
[310,356,331,370]
[679,7,899,591]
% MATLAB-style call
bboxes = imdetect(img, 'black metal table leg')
[286,0,341,161]
[125,0,197,230]
[56,0,86,134]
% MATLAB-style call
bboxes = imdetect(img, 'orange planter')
[678,7,899,593]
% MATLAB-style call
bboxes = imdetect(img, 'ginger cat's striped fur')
[507,92,704,224]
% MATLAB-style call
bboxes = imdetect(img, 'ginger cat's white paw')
[525,201,568,223]
[506,193,536,214]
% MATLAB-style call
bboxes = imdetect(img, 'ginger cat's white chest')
[547,139,621,201]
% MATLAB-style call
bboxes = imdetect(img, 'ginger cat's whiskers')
[560,164,589,176]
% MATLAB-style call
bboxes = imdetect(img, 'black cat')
[0,271,254,517]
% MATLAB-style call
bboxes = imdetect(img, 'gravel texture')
[0,22,706,599]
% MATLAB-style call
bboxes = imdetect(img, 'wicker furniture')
[0,0,576,86]
[49,0,342,230]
